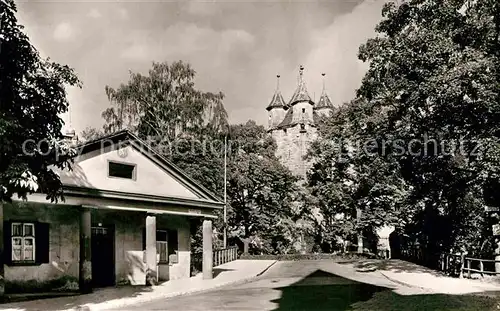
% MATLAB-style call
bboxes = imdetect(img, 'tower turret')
[314,73,334,117]
[62,102,78,145]
[266,75,286,130]
[287,65,314,126]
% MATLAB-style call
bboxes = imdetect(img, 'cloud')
[118,8,128,20]
[303,0,386,106]
[53,22,74,42]
[88,8,102,19]
[185,1,218,16]
[120,23,255,62]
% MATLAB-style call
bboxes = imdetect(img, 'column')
[145,215,157,285]
[243,238,250,255]
[202,220,213,279]
[0,202,4,296]
[79,207,92,293]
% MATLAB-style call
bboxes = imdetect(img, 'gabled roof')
[315,73,334,110]
[266,90,286,111]
[275,107,317,130]
[266,75,286,111]
[276,108,294,128]
[70,130,223,204]
[288,66,313,106]
[315,91,334,110]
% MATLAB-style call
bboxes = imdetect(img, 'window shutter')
[4,221,12,265]
[35,222,50,264]
[142,227,146,250]
[168,229,178,256]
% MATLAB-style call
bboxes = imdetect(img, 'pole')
[223,134,227,248]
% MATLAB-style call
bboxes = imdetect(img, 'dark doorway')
[91,225,115,287]
[389,230,401,259]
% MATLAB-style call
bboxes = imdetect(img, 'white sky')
[16,0,386,134]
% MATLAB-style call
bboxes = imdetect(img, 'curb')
[256,260,278,277]
[379,271,427,290]
[73,261,278,311]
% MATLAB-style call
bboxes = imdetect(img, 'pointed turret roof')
[288,65,313,106]
[315,73,334,110]
[266,75,286,111]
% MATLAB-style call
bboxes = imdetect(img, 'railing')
[439,253,464,277]
[214,246,238,267]
[403,248,500,279]
[463,257,500,278]
[190,246,240,276]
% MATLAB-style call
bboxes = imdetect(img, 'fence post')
[467,258,471,278]
[480,260,484,278]
[459,254,465,278]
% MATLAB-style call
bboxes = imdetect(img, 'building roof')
[315,73,334,110]
[266,75,286,111]
[315,91,334,110]
[288,65,313,106]
[65,129,224,205]
[275,107,320,130]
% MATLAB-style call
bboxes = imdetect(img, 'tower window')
[302,108,305,113]
[301,124,305,130]
[108,161,136,180]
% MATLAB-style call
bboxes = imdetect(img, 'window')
[108,161,136,180]
[302,108,305,113]
[156,230,168,263]
[11,222,35,262]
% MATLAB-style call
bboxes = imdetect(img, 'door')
[91,225,115,287]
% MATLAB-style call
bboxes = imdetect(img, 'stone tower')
[268,66,334,180]
[266,75,286,129]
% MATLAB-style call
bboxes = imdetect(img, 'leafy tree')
[101,60,229,196]
[101,61,230,250]
[80,126,104,142]
[310,0,500,257]
[102,61,228,141]
[0,0,80,203]
[309,102,409,253]
[226,121,299,254]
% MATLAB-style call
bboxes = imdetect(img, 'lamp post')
[223,134,227,248]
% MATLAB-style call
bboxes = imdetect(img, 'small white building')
[1,130,223,293]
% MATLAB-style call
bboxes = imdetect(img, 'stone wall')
[4,203,80,283]
[4,203,193,287]
[272,124,317,178]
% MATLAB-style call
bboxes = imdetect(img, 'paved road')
[112,260,394,311]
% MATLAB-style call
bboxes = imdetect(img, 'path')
[109,260,500,311]
[0,260,276,311]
